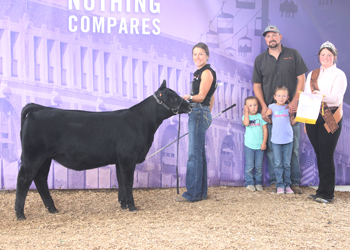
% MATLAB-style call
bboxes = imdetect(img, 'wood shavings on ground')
[0,186,349,249]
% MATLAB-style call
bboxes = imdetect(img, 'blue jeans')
[266,123,301,186]
[244,146,264,187]
[271,142,293,189]
[182,106,212,202]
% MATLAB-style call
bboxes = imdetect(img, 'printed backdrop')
[0,0,349,190]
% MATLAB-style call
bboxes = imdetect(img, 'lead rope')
[145,103,237,161]
[176,114,181,194]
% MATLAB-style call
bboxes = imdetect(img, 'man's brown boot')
[266,183,277,193]
[291,185,303,194]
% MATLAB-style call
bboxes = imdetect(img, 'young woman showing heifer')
[176,42,217,202]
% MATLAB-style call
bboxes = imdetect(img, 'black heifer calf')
[15,81,191,220]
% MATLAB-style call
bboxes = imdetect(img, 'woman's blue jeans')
[244,146,264,187]
[271,142,293,189]
[182,105,212,202]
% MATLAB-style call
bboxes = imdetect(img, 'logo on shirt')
[284,57,293,60]
[274,110,288,118]
[249,119,261,126]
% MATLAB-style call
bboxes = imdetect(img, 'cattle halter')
[152,94,188,115]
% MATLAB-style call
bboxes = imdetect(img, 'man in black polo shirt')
[252,25,308,194]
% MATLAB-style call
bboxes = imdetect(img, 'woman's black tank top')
[190,64,217,106]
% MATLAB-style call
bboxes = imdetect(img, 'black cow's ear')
[160,80,166,88]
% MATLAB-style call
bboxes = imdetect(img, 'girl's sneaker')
[246,185,256,192]
[285,187,294,194]
[255,185,264,192]
[277,187,284,194]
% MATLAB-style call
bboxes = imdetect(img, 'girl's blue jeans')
[271,142,293,189]
[244,145,264,187]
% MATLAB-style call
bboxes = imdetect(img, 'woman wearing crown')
[304,41,347,203]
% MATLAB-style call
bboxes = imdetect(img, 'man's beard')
[268,41,280,48]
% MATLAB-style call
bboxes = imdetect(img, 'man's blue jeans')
[182,105,212,202]
[244,146,264,187]
[271,142,293,189]
[266,123,301,186]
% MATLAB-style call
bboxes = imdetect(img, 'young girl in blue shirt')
[266,86,297,194]
[242,96,268,191]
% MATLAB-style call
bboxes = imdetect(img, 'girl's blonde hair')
[274,86,289,95]
[244,96,259,105]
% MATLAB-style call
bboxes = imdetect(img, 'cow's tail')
[20,103,46,138]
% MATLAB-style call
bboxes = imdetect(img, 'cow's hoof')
[16,215,26,221]
[121,204,127,210]
[128,206,138,212]
[48,208,59,214]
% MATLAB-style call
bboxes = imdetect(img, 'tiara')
[320,41,336,51]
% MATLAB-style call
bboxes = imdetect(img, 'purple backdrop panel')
[0,0,349,190]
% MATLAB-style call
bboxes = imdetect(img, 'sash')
[310,68,342,134]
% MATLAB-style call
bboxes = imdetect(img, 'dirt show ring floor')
[1,186,349,249]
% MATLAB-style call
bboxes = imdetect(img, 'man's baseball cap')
[262,25,280,36]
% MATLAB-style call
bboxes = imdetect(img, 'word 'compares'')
[68,0,161,35]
